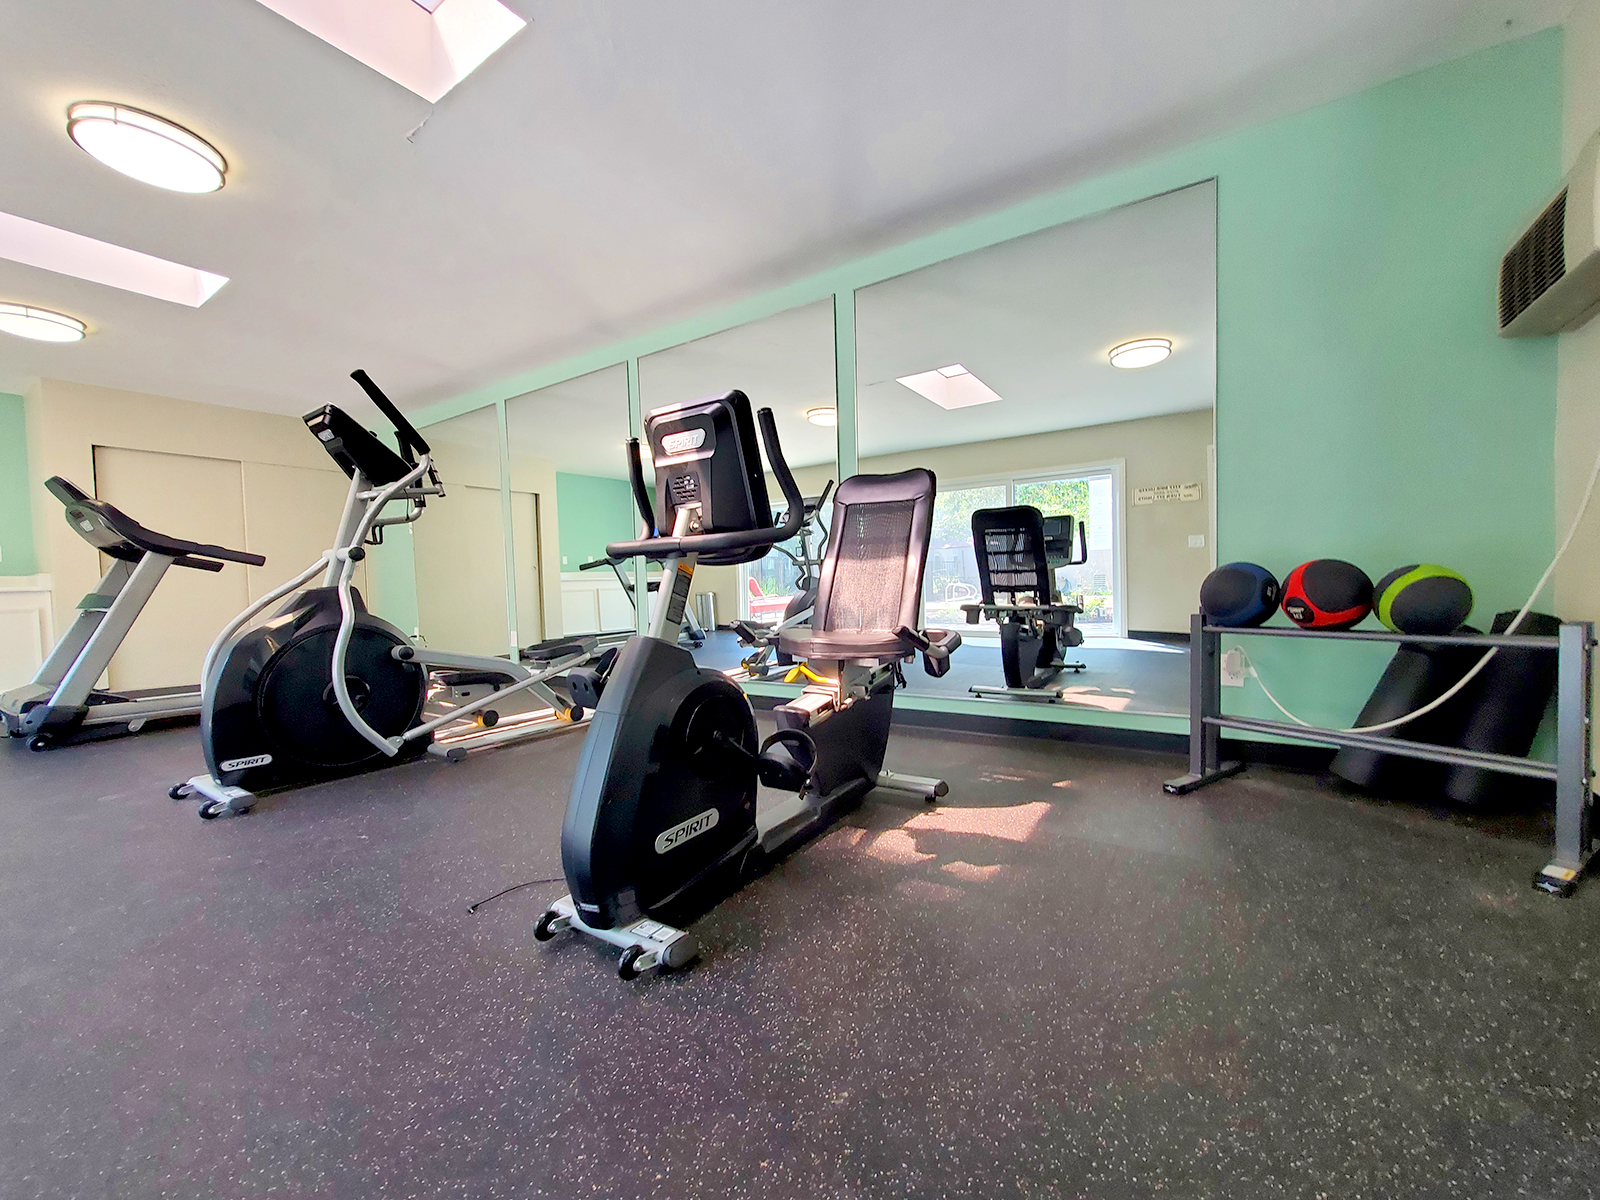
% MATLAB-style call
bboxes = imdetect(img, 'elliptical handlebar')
[608,407,805,560]
[349,369,432,464]
[626,437,656,538]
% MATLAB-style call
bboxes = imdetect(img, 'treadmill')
[1,477,264,750]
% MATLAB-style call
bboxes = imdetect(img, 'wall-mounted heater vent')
[1499,130,1600,336]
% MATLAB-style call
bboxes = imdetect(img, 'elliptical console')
[536,390,960,978]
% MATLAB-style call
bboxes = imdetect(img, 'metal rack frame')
[1164,614,1596,896]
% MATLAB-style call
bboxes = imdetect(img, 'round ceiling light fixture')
[67,102,227,193]
[1108,338,1172,369]
[804,406,838,427]
[0,303,87,343]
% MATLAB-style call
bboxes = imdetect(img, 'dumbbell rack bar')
[1163,614,1595,897]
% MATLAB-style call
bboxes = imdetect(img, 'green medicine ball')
[1373,564,1473,635]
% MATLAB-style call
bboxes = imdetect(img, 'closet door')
[411,483,511,657]
[240,462,366,603]
[92,447,248,691]
[510,489,541,645]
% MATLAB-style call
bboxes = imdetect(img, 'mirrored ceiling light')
[804,406,837,427]
[0,303,87,342]
[67,103,227,194]
[1108,338,1172,369]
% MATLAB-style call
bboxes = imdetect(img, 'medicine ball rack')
[1164,614,1596,896]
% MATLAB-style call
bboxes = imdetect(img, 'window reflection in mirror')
[504,365,637,643]
[638,300,838,671]
[855,181,1216,716]
[413,405,512,657]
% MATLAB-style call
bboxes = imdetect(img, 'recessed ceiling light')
[0,303,86,343]
[0,210,227,307]
[804,406,837,426]
[896,364,1002,410]
[1109,338,1172,369]
[67,103,227,194]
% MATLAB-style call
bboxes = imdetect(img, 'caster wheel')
[198,801,227,820]
[27,735,52,752]
[533,911,559,941]
[617,946,645,980]
[168,783,191,800]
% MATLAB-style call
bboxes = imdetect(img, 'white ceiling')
[858,181,1216,458]
[0,0,1565,418]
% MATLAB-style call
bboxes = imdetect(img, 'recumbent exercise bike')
[961,505,1089,702]
[535,389,961,978]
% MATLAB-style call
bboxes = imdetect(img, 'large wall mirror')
[638,299,838,673]
[505,365,636,642]
[855,180,1217,715]
[412,405,513,657]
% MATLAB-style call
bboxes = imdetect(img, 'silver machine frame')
[178,454,593,815]
[1165,613,1596,896]
[5,554,200,740]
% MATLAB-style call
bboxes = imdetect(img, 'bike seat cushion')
[777,628,915,660]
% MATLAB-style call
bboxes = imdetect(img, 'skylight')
[895,364,1003,410]
[254,0,527,103]
[0,211,228,307]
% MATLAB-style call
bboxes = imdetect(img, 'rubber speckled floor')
[1,719,1597,1199]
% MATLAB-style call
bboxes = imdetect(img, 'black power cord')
[467,875,564,913]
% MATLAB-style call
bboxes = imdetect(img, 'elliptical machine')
[173,371,597,819]
[535,390,961,978]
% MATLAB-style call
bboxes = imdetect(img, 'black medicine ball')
[1200,562,1280,627]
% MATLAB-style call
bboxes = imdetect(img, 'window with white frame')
[924,462,1123,638]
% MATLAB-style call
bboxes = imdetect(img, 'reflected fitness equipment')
[2,477,265,750]
[730,479,835,680]
[172,370,599,819]
[961,505,1089,702]
[535,389,961,978]
[576,555,707,648]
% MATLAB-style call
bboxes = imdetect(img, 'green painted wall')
[1209,30,1561,726]
[0,393,37,575]
[555,472,636,568]
[415,31,1564,731]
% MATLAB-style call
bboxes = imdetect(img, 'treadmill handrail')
[45,476,265,569]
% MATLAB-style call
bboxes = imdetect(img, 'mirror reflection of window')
[855,181,1214,711]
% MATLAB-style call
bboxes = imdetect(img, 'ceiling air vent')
[1499,129,1600,336]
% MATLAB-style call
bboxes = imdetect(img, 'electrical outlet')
[562,555,568,566]
[1188,534,1206,548]
[1221,647,1246,687]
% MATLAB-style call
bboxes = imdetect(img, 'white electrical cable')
[1244,432,1600,734]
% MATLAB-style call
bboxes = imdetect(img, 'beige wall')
[1555,1,1600,640]
[24,379,369,685]
[505,439,566,644]
[860,407,1215,633]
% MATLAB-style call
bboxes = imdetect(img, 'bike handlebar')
[607,407,805,560]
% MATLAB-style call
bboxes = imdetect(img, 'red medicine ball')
[1281,559,1372,630]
